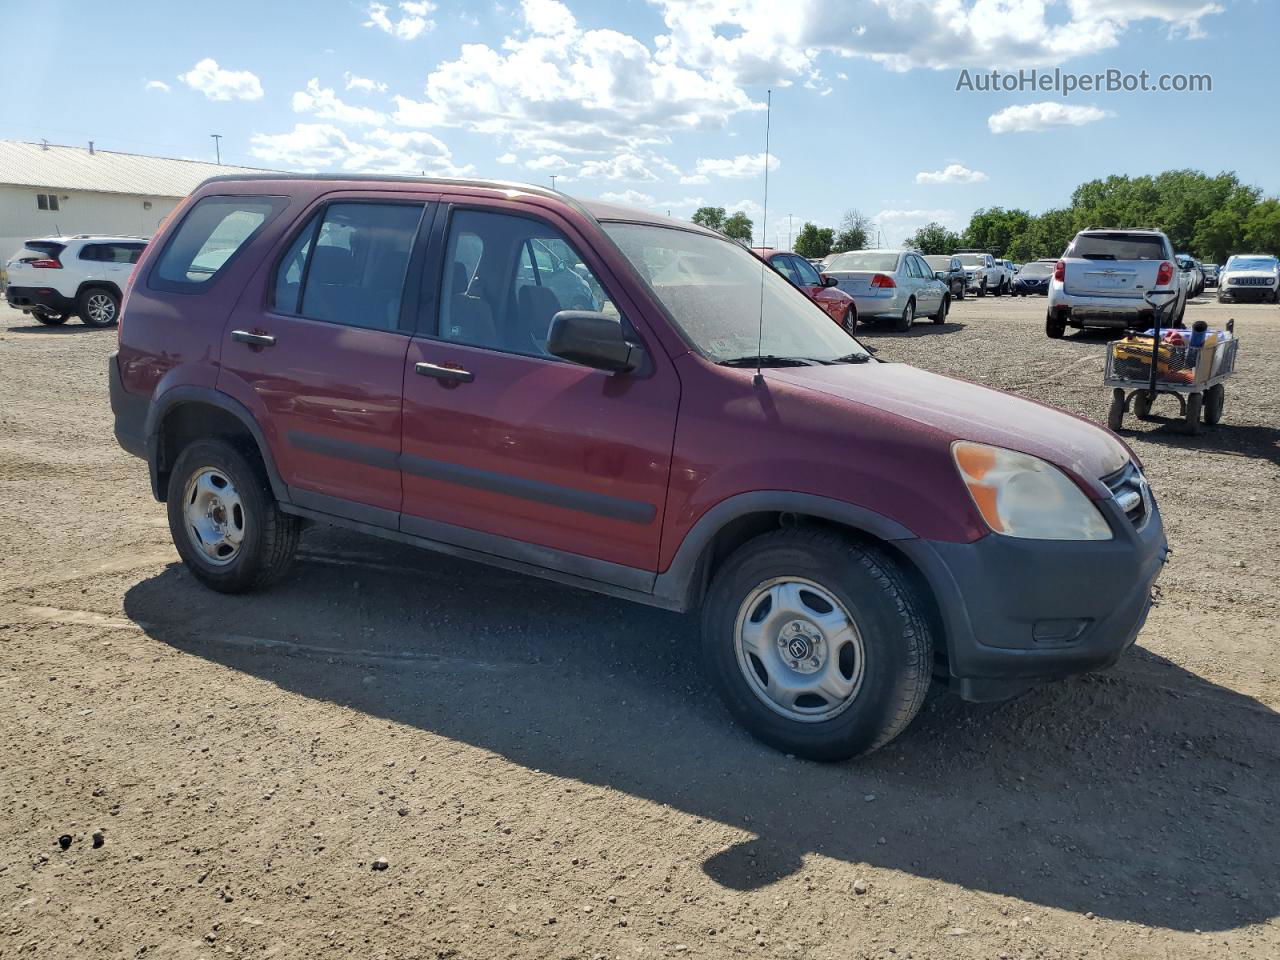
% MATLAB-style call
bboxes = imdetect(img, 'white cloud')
[579,152,679,182]
[649,0,1224,81]
[497,152,519,164]
[344,72,388,94]
[874,208,961,246]
[364,1,435,39]
[144,80,170,93]
[598,189,656,206]
[292,79,387,126]
[178,58,264,101]
[916,163,988,184]
[525,153,572,171]
[693,152,779,179]
[389,0,761,156]
[249,123,472,176]
[988,102,1112,133]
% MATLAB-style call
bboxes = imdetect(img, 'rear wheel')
[78,287,119,327]
[1204,383,1225,425]
[166,439,301,593]
[701,529,934,761]
[1184,392,1203,435]
[31,308,67,326]
[895,300,914,332]
[1134,391,1153,419]
[1045,312,1066,338]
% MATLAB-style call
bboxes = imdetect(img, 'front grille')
[1103,462,1149,528]
[1229,276,1273,286]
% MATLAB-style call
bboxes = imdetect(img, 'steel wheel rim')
[904,303,913,325]
[733,577,867,723]
[87,293,116,324]
[182,467,245,566]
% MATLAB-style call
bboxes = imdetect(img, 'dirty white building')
[0,139,264,265]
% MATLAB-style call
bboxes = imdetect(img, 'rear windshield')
[956,254,987,266]
[12,241,65,263]
[150,195,286,292]
[827,251,899,272]
[1069,233,1166,261]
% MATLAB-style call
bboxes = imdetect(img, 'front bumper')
[899,491,1168,701]
[1219,285,1275,302]
[5,285,76,315]
[1013,281,1048,295]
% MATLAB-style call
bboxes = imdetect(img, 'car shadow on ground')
[4,321,101,334]
[854,320,967,338]
[122,527,1279,934]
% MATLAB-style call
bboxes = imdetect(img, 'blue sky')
[2,0,1276,245]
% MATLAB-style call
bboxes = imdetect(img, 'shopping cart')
[1104,289,1239,435]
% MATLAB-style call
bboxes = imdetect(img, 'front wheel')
[1184,392,1203,435]
[932,295,949,324]
[701,529,934,761]
[895,300,914,332]
[1107,388,1125,432]
[166,439,301,593]
[78,287,119,327]
[977,281,987,298]
[842,304,857,334]
[1204,383,1225,425]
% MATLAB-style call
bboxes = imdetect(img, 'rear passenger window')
[151,196,285,292]
[275,203,423,330]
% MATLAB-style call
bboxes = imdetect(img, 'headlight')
[952,441,1113,541]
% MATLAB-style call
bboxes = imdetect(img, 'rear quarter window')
[149,195,287,293]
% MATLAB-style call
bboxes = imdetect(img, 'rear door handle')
[415,361,473,383]
[231,330,276,347]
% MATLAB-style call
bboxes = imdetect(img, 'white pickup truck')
[954,251,1006,297]
[1045,229,1185,338]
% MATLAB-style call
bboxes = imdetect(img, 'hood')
[1226,269,1278,279]
[770,362,1130,495]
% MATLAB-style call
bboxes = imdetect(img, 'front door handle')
[415,361,473,383]
[231,330,276,347]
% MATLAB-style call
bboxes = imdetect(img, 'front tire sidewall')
[933,296,949,324]
[701,533,931,761]
[167,440,287,593]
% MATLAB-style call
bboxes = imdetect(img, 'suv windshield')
[1069,233,1166,261]
[827,251,899,272]
[1018,262,1054,277]
[1227,256,1278,271]
[924,256,952,271]
[602,223,869,364]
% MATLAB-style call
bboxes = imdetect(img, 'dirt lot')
[1,292,1277,960]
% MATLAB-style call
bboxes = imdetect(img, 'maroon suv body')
[111,175,1167,760]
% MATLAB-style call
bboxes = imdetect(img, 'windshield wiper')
[717,355,818,368]
[826,353,872,364]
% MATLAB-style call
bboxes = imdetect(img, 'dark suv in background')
[110,175,1167,761]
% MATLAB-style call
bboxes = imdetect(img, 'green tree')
[905,222,962,256]
[793,222,834,258]
[723,211,754,244]
[691,206,726,231]
[1243,199,1280,255]
[833,209,872,252]
[962,207,1032,257]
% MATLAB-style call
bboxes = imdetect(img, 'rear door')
[219,195,431,525]
[398,199,680,578]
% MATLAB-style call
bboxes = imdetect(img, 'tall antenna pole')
[787,214,794,251]
[550,174,558,191]
[210,134,222,164]
[754,90,772,385]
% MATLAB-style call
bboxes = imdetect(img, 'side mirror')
[821,274,839,287]
[934,271,946,279]
[547,311,642,373]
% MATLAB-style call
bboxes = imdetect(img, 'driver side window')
[437,209,618,359]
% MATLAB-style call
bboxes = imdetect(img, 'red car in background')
[757,249,857,332]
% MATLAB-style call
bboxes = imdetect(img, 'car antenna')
[754,89,772,386]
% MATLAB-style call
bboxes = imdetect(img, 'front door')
[399,202,679,579]
[219,197,431,525]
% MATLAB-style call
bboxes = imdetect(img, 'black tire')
[77,286,119,327]
[977,281,987,298]
[32,309,67,325]
[956,284,965,301]
[1184,392,1202,435]
[895,300,914,332]
[166,439,301,593]
[932,295,949,324]
[842,304,857,334]
[1269,290,1278,304]
[700,529,934,762]
[1134,391,1152,419]
[1107,388,1125,432]
[1045,313,1066,339]
[1204,383,1224,425]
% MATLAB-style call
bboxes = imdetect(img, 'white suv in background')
[4,235,148,326]
[1217,254,1280,304]
[1046,229,1185,338]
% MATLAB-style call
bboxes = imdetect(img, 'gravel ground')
[0,293,1277,960]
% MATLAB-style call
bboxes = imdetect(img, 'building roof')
[0,140,269,199]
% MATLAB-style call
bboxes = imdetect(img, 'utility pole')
[787,214,794,251]
[210,134,222,165]
[550,175,557,191]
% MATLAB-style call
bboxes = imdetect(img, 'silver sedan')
[823,249,951,331]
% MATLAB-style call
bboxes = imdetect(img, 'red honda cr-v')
[110,175,1167,761]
